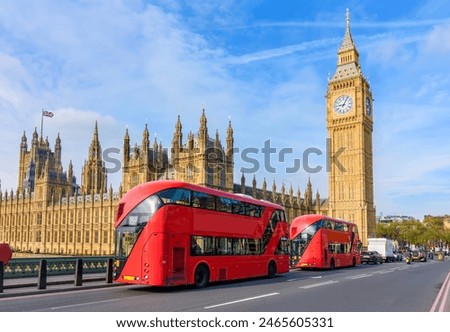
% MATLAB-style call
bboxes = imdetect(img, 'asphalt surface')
[1,258,449,312]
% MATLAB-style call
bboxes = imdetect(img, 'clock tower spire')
[326,9,376,246]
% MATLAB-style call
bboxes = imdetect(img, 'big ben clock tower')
[326,9,376,245]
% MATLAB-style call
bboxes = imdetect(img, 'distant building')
[423,215,450,230]
[377,215,417,223]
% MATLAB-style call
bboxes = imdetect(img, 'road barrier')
[2,256,113,278]
[0,256,114,293]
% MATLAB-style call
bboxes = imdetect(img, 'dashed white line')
[299,280,338,289]
[287,278,303,282]
[50,298,120,310]
[346,274,372,280]
[204,292,280,309]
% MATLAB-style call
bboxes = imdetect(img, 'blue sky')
[1,0,450,220]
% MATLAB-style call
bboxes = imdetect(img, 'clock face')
[365,96,372,116]
[333,95,353,114]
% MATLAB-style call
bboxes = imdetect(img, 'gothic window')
[131,172,139,188]
[186,165,193,179]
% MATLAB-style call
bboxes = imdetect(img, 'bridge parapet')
[3,256,113,279]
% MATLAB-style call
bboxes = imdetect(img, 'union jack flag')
[42,110,54,118]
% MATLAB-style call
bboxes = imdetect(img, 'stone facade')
[325,10,376,245]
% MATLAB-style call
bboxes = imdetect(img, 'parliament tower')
[326,10,376,245]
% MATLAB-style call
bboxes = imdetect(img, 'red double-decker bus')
[113,180,289,288]
[290,214,361,269]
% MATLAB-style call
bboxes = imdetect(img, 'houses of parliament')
[0,11,376,256]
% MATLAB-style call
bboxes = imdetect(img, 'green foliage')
[376,218,450,249]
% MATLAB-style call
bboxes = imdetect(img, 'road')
[0,259,449,312]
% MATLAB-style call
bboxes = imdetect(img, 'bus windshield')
[115,194,162,258]
[291,219,323,258]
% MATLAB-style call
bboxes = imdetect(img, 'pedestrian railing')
[0,256,115,293]
[3,256,112,278]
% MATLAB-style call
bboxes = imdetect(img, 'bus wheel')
[194,264,209,288]
[268,261,277,278]
[352,257,356,267]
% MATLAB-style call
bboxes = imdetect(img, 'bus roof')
[122,180,285,210]
[290,214,356,233]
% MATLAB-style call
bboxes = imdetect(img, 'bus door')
[290,239,300,266]
[323,247,328,267]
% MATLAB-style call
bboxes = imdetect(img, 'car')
[393,251,403,261]
[361,251,383,264]
[411,250,427,262]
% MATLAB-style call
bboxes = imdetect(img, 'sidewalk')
[0,273,123,298]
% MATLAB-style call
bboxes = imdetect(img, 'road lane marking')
[430,271,450,312]
[50,298,120,310]
[346,274,372,280]
[204,292,279,309]
[287,275,322,282]
[287,278,303,282]
[299,280,338,289]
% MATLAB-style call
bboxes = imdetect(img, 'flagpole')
[40,108,44,138]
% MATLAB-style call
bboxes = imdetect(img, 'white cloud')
[423,24,450,53]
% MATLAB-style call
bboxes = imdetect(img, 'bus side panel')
[326,230,354,268]
[191,209,259,237]
[298,229,323,268]
[143,232,166,286]
[164,205,193,234]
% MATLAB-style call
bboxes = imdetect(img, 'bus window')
[231,201,245,215]
[248,239,261,255]
[215,238,232,255]
[192,191,215,210]
[323,219,331,229]
[158,188,190,206]
[121,195,162,227]
[232,238,248,255]
[329,220,335,229]
[245,204,263,218]
[276,238,289,255]
[191,236,214,255]
[216,197,233,213]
